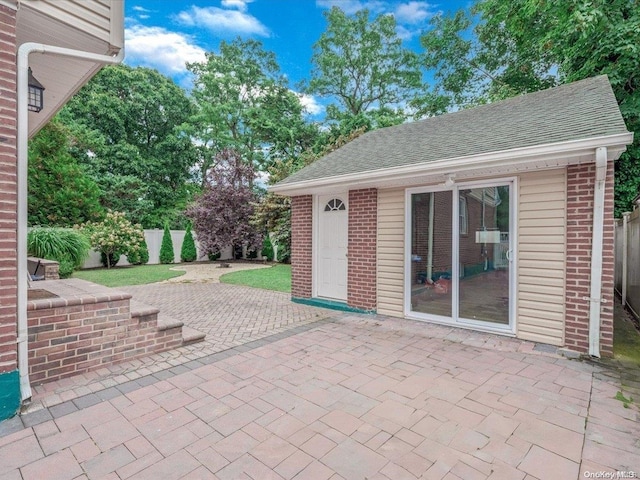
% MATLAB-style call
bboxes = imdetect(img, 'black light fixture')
[27,67,45,113]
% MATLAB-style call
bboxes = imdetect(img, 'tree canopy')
[59,64,198,227]
[306,7,430,129]
[421,0,640,214]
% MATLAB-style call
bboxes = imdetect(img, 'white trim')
[271,132,632,196]
[0,1,17,10]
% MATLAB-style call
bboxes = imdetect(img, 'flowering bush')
[80,211,145,268]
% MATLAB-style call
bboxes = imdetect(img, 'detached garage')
[271,75,633,357]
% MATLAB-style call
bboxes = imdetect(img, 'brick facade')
[291,196,313,299]
[565,162,615,355]
[348,189,377,311]
[0,5,17,374]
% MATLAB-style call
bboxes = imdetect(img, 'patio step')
[130,299,206,347]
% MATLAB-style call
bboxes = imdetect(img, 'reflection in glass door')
[408,183,513,330]
[410,191,452,318]
[458,186,511,325]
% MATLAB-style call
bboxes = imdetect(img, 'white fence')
[615,209,640,318]
[82,230,234,269]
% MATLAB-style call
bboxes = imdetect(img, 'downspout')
[621,212,630,308]
[17,43,123,403]
[588,147,607,358]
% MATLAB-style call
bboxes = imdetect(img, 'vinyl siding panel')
[27,0,113,43]
[377,188,405,316]
[517,169,566,346]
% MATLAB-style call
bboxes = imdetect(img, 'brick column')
[565,162,615,355]
[348,188,377,311]
[0,4,20,419]
[291,195,312,299]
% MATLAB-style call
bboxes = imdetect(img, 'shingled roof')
[275,75,629,188]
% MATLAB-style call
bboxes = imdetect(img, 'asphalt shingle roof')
[277,75,628,186]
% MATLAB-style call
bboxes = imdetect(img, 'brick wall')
[27,294,183,384]
[291,195,312,299]
[565,162,615,355]
[0,5,17,374]
[348,189,377,311]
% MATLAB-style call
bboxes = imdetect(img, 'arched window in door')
[324,198,346,212]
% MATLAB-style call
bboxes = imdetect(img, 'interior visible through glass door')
[458,185,511,325]
[410,191,453,318]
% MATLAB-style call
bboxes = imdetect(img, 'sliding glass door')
[407,181,514,332]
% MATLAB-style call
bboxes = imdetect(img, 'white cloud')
[138,14,150,20]
[132,5,150,12]
[296,92,324,116]
[394,1,434,24]
[221,0,253,11]
[176,5,269,37]
[316,0,386,15]
[125,25,206,77]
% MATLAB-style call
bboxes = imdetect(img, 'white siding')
[27,0,114,44]
[377,188,405,316]
[517,169,567,345]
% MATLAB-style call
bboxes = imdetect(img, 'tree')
[186,149,261,258]
[159,223,175,264]
[306,7,429,129]
[187,38,310,177]
[420,0,640,215]
[28,120,104,226]
[59,65,198,227]
[180,223,197,262]
[261,235,274,262]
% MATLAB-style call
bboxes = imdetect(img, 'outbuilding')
[271,75,633,358]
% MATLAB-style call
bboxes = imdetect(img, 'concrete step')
[181,326,207,345]
[130,299,205,346]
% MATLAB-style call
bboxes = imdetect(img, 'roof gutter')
[17,42,123,403]
[588,147,608,358]
[270,132,633,196]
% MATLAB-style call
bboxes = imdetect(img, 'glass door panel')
[458,186,511,325]
[410,191,452,318]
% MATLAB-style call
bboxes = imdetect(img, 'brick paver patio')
[2,280,639,479]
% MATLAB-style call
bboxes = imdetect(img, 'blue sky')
[124,0,470,116]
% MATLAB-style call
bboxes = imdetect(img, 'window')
[459,196,468,235]
[324,198,346,211]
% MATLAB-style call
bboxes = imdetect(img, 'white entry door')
[316,194,348,301]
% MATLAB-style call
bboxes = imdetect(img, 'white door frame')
[404,177,518,335]
[313,193,349,301]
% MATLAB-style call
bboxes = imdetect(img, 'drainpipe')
[17,43,123,403]
[427,192,434,281]
[587,147,607,358]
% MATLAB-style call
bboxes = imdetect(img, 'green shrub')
[261,235,274,261]
[27,227,91,277]
[277,244,290,264]
[81,211,145,268]
[159,223,174,264]
[208,251,221,261]
[180,224,197,262]
[127,235,149,265]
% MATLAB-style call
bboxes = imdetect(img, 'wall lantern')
[28,67,45,113]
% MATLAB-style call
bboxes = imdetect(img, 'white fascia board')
[270,132,633,196]
[0,1,17,10]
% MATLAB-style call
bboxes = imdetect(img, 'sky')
[124,0,470,117]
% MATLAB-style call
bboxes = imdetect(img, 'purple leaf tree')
[186,149,262,258]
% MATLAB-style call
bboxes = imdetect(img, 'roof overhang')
[14,1,124,137]
[270,132,634,196]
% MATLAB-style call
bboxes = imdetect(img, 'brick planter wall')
[565,162,615,356]
[291,195,313,299]
[348,188,377,311]
[0,4,17,376]
[27,285,183,384]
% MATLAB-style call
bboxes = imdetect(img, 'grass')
[72,264,185,287]
[613,303,640,365]
[220,264,291,292]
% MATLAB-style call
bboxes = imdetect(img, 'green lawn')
[72,264,185,287]
[220,264,291,292]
